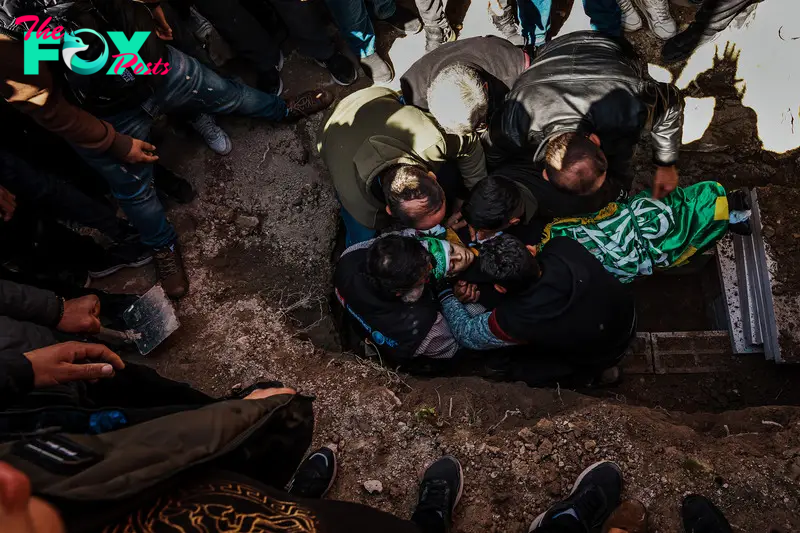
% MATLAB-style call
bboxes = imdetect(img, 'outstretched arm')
[438,288,514,351]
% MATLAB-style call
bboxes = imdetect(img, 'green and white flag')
[540,181,730,283]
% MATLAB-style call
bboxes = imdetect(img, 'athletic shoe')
[489,3,525,46]
[411,456,464,530]
[618,0,644,31]
[681,495,732,533]
[189,113,232,156]
[633,0,677,39]
[602,500,648,533]
[285,89,334,122]
[154,165,196,204]
[87,242,153,278]
[529,461,623,532]
[380,4,422,34]
[287,445,338,499]
[424,24,456,53]
[154,241,189,299]
[361,52,394,83]
[315,52,358,86]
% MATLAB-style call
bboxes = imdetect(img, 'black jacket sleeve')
[0,349,34,408]
[648,82,684,166]
[0,279,61,327]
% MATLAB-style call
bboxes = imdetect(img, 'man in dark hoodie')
[437,234,635,381]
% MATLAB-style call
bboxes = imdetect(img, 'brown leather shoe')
[154,241,189,299]
[602,500,648,533]
[285,89,334,122]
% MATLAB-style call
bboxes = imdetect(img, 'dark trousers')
[0,150,126,240]
[695,0,761,34]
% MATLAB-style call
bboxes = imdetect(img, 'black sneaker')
[87,241,153,278]
[257,67,283,96]
[661,23,707,62]
[682,495,732,533]
[154,165,196,204]
[529,461,622,532]
[379,4,422,34]
[315,52,358,86]
[489,4,525,46]
[287,445,337,499]
[411,456,464,530]
[360,52,394,83]
[154,241,189,299]
[424,24,456,53]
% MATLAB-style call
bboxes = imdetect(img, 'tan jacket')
[318,86,487,229]
[0,33,133,158]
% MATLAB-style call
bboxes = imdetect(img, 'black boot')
[682,495,733,533]
[489,4,524,46]
[424,23,455,53]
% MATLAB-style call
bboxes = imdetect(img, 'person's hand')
[446,199,467,230]
[454,280,480,303]
[24,342,125,388]
[152,6,174,40]
[244,387,296,400]
[57,295,102,334]
[0,186,16,222]
[122,138,159,164]
[652,165,679,200]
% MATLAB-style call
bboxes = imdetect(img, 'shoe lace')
[416,479,450,515]
[155,248,179,278]
[288,92,322,117]
[190,113,222,142]
[649,0,671,20]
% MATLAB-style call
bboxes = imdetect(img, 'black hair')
[544,133,608,196]
[381,165,444,227]
[462,176,524,231]
[479,234,540,294]
[366,235,433,296]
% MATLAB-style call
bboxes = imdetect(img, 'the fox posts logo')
[15,15,170,76]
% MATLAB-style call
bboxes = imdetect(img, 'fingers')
[126,140,159,164]
[0,462,31,513]
[61,362,117,382]
[67,342,125,370]
[0,187,16,222]
[244,387,297,400]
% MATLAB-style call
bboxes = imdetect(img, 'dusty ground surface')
[93,0,800,531]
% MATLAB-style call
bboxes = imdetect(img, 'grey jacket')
[486,31,683,173]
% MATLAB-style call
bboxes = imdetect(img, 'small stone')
[538,438,554,456]
[535,419,556,437]
[584,440,597,452]
[363,480,383,494]
[235,214,260,228]
[762,225,776,239]
[518,427,540,446]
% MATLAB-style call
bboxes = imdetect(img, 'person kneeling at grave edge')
[434,233,637,385]
[334,231,478,362]
[536,182,752,283]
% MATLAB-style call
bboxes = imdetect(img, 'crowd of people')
[0,0,766,530]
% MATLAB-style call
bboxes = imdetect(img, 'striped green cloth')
[539,182,730,283]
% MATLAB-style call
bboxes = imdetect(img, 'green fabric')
[540,182,730,283]
[419,237,450,281]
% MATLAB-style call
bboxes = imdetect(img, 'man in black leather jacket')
[485,31,683,203]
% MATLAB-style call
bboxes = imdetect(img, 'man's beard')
[401,286,426,303]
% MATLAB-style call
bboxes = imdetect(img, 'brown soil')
[92,1,800,531]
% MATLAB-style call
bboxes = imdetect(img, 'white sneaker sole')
[528,461,622,532]
[88,255,153,278]
[632,0,677,39]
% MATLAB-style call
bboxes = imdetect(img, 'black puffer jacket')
[485,31,683,173]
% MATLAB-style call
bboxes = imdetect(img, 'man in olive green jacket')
[318,86,487,245]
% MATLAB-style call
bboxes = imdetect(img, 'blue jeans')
[77,46,288,248]
[340,205,376,247]
[325,0,396,58]
[516,0,622,45]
